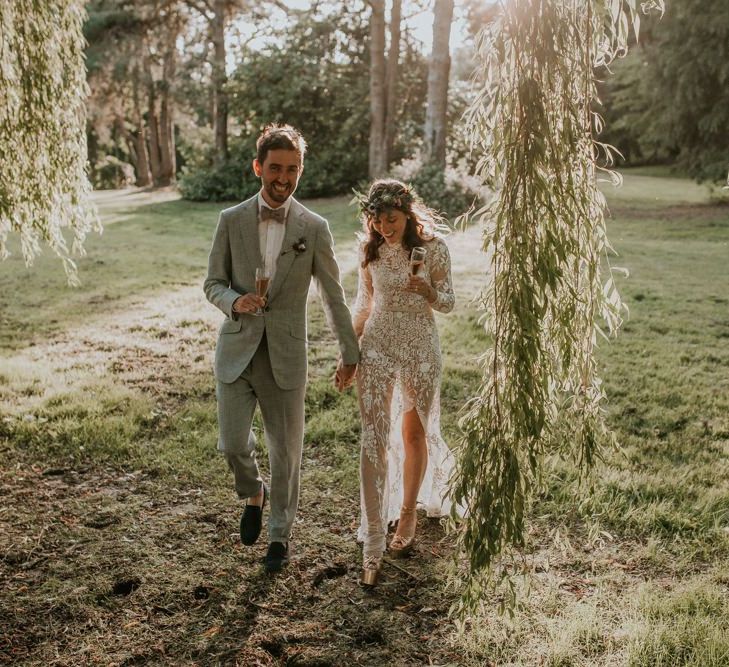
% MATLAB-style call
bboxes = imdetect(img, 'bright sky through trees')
[229,0,471,71]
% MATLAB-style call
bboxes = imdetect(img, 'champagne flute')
[253,267,271,316]
[409,246,426,276]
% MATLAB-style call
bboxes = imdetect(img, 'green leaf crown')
[354,185,415,217]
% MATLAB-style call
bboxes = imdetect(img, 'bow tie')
[260,206,286,224]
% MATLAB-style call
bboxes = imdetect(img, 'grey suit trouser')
[216,334,306,544]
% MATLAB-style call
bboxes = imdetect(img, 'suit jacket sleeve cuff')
[222,289,241,319]
[341,346,360,366]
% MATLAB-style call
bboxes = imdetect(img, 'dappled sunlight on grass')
[91,186,183,225]
[2,174,729,664]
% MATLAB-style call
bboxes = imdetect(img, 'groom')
[204,124,358,571]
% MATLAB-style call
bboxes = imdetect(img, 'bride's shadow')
[362,514,454,597]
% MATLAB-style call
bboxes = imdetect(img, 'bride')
[338,178,456,586]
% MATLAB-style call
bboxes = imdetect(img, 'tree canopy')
[599,0,729,181]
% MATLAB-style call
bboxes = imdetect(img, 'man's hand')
[333,360,357,392]
[232,293,266,315]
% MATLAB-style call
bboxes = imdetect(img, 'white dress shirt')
[257,191,291,283]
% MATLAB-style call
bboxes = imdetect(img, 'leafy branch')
[450,0,664,615]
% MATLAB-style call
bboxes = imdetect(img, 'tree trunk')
[368,0,387,179]
[158,38,177,186]
[147,109,163,185]
[383,0,401,170]
[87,122,99,175]
[424,0,454,168]
[145,54,163,186]
[212,0,228,164]
[132,63,152,187]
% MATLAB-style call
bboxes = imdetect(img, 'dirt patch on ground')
[0,462,471,666]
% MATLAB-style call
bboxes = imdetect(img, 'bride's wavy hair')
[356,179,446,268]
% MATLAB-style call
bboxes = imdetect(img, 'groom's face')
[253,149,303,208]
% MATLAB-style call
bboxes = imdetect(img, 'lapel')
[237,196,262,272]
[268,198,307,302]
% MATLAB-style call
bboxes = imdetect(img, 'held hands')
[333,359,357,392]
[404,275,436,303]
[232,293,266,315]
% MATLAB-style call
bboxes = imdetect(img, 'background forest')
[84,0,729,211]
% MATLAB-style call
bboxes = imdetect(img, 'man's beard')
[267,182,292,202]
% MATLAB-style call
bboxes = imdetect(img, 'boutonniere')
[281,237,307,257]
[294,237,307,254]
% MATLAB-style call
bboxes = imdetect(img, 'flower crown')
[354,185,415,217]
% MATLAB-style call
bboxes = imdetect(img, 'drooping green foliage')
[450,0,664,614]
[0,0,98,284]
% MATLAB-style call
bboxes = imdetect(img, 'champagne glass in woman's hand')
[406,246,433,301]
[409,246,426,276]
[253,267,271,316]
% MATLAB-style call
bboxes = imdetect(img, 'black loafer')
[240,483,267,546]
[264,541,289,572]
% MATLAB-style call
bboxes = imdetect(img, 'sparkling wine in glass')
[254,267,271,316]
[409,246,426,276]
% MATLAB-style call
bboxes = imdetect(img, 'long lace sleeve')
[428,238,455,313]
[352,248,374,337]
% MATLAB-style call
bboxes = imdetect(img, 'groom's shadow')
[188,562,277,663]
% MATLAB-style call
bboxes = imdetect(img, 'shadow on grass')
[187,570,278,664]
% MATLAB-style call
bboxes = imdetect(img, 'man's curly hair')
[256,124,307,165]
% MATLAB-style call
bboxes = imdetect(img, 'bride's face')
[372,208,407,245]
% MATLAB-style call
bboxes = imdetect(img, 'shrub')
[390,153,486,221]
[92,155,135,190]
[177,161,251,202]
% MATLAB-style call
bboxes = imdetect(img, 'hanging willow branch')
[0,0,98,285]
[450,0,664,614]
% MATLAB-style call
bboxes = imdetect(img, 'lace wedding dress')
[352,236,456,558]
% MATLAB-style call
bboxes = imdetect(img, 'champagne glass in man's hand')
[253,267,271,316]
[409,246,426,276]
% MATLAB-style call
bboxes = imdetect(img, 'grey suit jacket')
[204,195,359,389]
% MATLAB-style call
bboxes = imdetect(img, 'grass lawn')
[1,172,728,666]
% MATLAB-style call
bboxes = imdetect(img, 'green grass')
[602,167,729,207]
[2,174,729,665]
[0,192,360,350]
[628,576,729,666]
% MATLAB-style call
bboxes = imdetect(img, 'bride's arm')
[352,246,374,337]
[428,238,455,313]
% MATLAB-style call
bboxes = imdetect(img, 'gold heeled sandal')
[361,555,383,587]
[389,505,417,558]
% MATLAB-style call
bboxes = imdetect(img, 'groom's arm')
[312,218,360,366]
[204,212,242,319]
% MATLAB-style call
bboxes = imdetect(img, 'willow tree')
[450,0,664,612]
[0,0,98,285]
